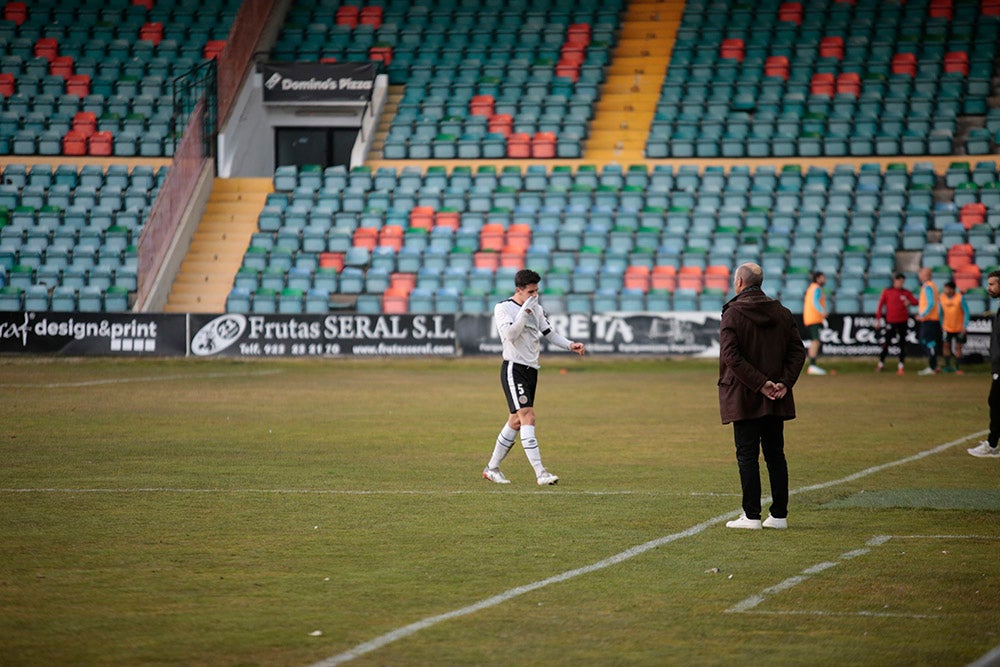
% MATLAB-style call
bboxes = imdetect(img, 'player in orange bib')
[940,280,970,374]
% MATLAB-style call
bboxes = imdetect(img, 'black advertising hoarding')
[458,311,725,357]
[187,313,458,357]
[0,311,992,360]
[261,62,376,103]
[0,312,187,355]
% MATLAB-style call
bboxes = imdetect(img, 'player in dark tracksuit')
[968,270,1000,458]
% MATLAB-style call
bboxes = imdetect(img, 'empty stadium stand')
[3,0,1000,322]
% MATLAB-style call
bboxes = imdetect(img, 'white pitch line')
[308,430,988,667]
[0,369,283,389]
[741,609,942,619]
[729,534,1000,618]
[0,488,741,497]
[727,535,890,614]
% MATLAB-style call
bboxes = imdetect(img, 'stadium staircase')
[585,1,680,165]
[163,178,269,313]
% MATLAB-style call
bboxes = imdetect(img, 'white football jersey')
[494,297,551,368]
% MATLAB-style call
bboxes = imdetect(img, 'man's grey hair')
[735,262,764,288]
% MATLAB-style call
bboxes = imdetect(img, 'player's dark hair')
[515,269,541,288]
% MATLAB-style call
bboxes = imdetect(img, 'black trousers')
[733,415,789,520]
[879,322,910,363]
[989,373,1000,449]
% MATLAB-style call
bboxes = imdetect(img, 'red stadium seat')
[531,132,556,158]
[203,41,226,60]
[469,94,494,117]
[377,225,404,251]
[433,210,460,230]
[891,53,917,77]
[352,227,378,250]
[88,131,113,156]
[408,206,434,230]
[944,51,969,76]
[624,266,651,292]
[506,132,531,158]
[650,265,677,292]
[478,223,506,252]
[505,223,532,250]
[66,74,91,97]
[677,266,704,293]
[72,111,97,136]
[764,55,789,79]
[382,287,409,314]
[34,38,59,61]
[140,22,164,46]
[499,246,525,269]
[954,264,981,291]
[778,1,803,24]
[389,272,416,293]
[62,130,88,156]
[720,38,745,62]
[960,202,986,229]
[0,72,14,97]
[810,72,835,97]
[703,265,731,291]
[50,55,74,78]
[368,45,392,65]
[473,251,501,269]
[319,252,344,271]
[360,6,383,28]
[819,36,844,60]
[3,2,26,26]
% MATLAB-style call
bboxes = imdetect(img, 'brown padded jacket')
[718,286,806,425]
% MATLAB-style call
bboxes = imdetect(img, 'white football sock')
[520,425,546,476]
[487,424,518,470]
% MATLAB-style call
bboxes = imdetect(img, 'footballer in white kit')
[483,269,585,486]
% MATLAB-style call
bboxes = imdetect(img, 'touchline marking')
[727,535,891,614]
[741,609,942,619]
[0,487,743,498]
[308,431,987,667]
[728,534,1000,617]
[0,488,739,497]
[1,369,283,389]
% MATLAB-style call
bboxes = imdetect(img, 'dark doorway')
[274,127,360,169]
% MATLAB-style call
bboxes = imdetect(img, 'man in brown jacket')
[719,262,806,529]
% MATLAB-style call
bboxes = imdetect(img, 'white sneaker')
[918,367,937,376]
[726,513,762,529]
[876,361,884,372]
[807,365,828,375]
[482,467,511,484]
[536,470,559,486]
[762,515,788,529]
[967,441,1000,458]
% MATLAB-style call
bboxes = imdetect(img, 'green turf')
[1,356,998,666]
[824,489,1000,510]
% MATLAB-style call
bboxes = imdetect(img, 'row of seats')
[226,283,732,316]
[224,162,1000,315]
[0,164,166,313]
[647,0,999,158]
[274,0,622,161]
[0,0,239,157]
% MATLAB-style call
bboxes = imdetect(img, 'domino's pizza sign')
[261,62,376,103]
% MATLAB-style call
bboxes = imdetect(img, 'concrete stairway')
[585,0,681,165]
[163,178,271,314]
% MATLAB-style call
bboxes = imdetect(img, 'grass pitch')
[1,356,998,666]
